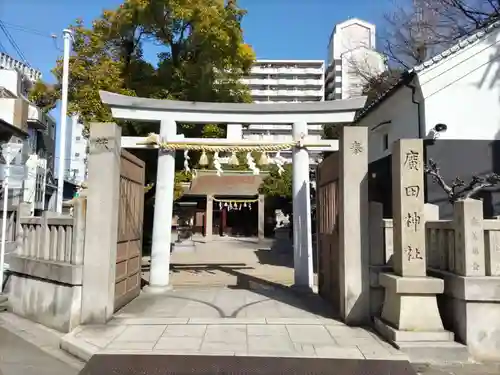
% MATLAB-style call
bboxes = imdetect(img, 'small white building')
[0,57,56,213]
[356,21,500,163]
[325,18,386,100]
[64,115,87,184]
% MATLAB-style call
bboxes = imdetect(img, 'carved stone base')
[374,273,466,362]
[374,318,469,363]
[379,273,446,331]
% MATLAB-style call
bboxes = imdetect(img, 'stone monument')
[374,139,458,355]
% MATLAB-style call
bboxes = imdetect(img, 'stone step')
[395,341,471,364]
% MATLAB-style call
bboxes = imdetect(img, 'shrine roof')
[186,171,268,197]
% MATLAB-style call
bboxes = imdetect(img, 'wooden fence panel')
[316,152,341,313]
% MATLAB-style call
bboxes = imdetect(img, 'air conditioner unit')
[27,103,49,130]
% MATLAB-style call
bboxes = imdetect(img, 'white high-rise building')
[64,115,87,184]
[325,18,386,100]
[234,59,325,165]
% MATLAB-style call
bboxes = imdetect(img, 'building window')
[382,134,389,151]
[76,136,81,141]
[75,152,80,157]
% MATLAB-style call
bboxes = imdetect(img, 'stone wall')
[5,199,86,333]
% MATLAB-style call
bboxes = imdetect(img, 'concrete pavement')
[0,312,84,375]
[0,326,78,375]
[61,287,408,361]
[0,307,499,375]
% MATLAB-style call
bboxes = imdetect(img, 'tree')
[382,0,500,69]
[259,164,292,200]
[356,0,500,101]
[425,159,500,201]
[362,68,405,105]
[31,0,256,205]
[174,170,192,200]
[30,0,255,137]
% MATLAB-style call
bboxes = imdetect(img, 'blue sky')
[0,0,392,164]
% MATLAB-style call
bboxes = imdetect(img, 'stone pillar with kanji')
[375,139,456,350]
[454,199,486,276]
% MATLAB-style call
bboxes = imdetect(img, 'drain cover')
[79,354,417,375]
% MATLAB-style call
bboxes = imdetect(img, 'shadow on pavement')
[78,354,417,375]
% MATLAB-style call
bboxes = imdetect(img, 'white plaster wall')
[418,27,500,140]
[0,69,21,97]
[358,86,420,163]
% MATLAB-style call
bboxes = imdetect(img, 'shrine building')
[178,169,268,240]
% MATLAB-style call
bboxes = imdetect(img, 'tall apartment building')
[325,18,386,100]
[64,115,87,184]
[0,52,57,213]
[234,59,326,165]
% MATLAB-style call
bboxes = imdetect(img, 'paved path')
[143,237,317,287]
[0,326,78,375]
[61,287,407,361]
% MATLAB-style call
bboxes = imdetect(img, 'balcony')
[27,104,52,130]
[250,67,324,75]
[0,97,29,136]
[241,78,323,86]
[250,89,324,97]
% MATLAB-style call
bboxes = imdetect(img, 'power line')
[3,21,62,53]
[0,20,28,64]
[0,21,55,39]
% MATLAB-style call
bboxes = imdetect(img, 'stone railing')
[5,198,86,333]
[426,220,453,271]
[17,215,83,264]
[379,218,500,276]
[370,200,500,359]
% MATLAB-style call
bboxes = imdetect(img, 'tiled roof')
[355,20,500,122]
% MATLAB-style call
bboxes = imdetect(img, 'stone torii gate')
[99,91,366,294]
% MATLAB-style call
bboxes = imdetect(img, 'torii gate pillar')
[292,121,314,290]
[144,119,176,293]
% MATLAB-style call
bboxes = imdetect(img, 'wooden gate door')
[317,152,340,314]
[114,150,145,311]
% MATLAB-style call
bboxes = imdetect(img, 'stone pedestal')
[377,273,449,339]
[376,139,458,358]
[173,202,197,253]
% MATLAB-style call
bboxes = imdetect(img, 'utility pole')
[56,29,73,213]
